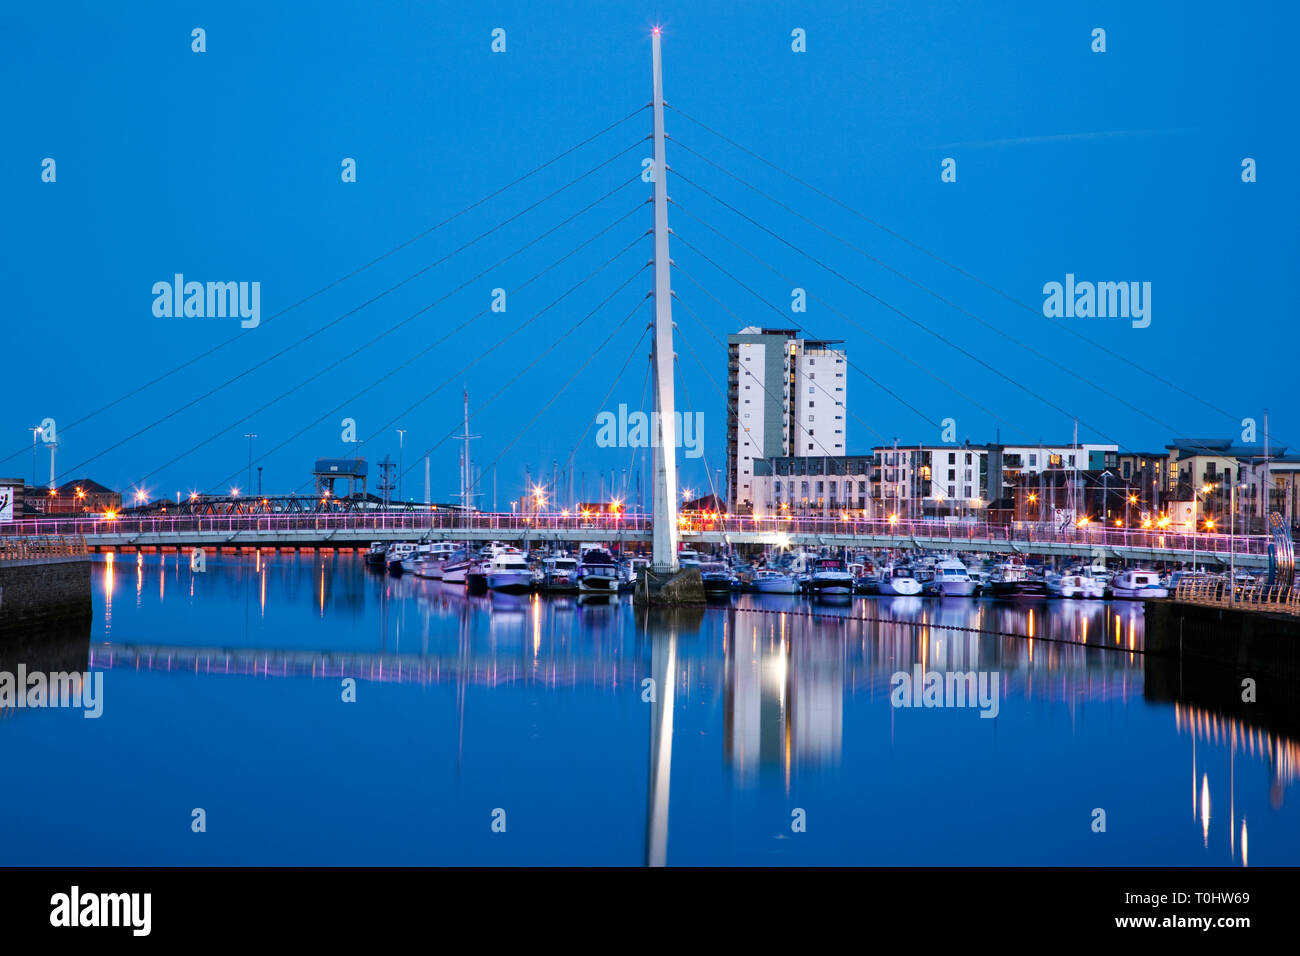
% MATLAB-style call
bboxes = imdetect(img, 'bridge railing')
[0,534,89,561]
[0,511,1278,557]
[1174,578,1300,614]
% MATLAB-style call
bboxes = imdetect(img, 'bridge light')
[888,513,898,525]
[104,509,117,520]
[1205,518,1216,530]
[1142,518,1153,528]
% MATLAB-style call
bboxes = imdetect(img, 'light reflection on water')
[1,551,1296,866]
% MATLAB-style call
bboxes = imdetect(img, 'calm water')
[2,551,1297,866]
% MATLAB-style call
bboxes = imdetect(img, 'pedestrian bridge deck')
[0,513,1278,569]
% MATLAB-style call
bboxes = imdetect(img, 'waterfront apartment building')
[1164,438,1300,533]
[726,327,847,512]
[751,454,874,518]
[870,442,989,519]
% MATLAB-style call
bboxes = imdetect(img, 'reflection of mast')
[646,619,679,868]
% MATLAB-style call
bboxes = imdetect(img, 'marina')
[1,548,1295,867]
[2,0,1296,896]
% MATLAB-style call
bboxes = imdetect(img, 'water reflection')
[21,552,1298,864]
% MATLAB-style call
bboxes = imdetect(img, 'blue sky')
[4,1,1296,505]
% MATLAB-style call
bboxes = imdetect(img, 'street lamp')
[28,425,43,486]
[396,429,407,505]
[244,433,257,500]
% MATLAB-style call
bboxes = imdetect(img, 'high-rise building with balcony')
[726,327,846,512]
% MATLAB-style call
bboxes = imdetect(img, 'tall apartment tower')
[726,326,847,511]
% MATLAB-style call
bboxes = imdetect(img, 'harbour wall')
[1145,599,1300,682]
[0,556,93,637]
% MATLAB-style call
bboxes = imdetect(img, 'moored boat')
[1111,568,1169,599]
[753,569,800,594]
[878,564,923,597]
[987,559,1048,599]
[578,548,620,593]
[808,556,855,595]
[485,548,533,593]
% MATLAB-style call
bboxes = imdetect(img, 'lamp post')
[396,429,407,506]
[244,433,257,500]
[29,425,43,486]
[1191,482,1214,573]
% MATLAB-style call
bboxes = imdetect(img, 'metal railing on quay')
[1173,578,1300,615]
[0,534,89,561]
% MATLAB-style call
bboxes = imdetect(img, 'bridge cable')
[201,232,652,497]
[671,174,1123,447]
[374,264,652,481]
[670,289,843,461]
[130,195,647,492]
[2,107,648,469]
[673,141,1204,446]
[670,208,1021,439]
[56,148,647,485]
[468,298,653,500]
[666,105,1242,428]
[672,276,890,446]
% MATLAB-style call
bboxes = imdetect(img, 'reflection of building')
[724,614,842,783]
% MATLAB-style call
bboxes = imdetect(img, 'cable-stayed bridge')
[12,510,1277,568]
[2,32,1290,576]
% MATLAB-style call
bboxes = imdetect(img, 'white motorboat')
[753,569,800,594]
[808,556,855,595]
[700,561,737,594]
[931,557,977,597]
[386,542,417,574]
[542,555,580,592]
[1111,568,1168,599]
[441,554,474,585]
[878,564,923,596]
[485,548,533,593]
[620,556,650,591]
[1047,572,1107,599]
[578,548,620,593]
[676,548,702,569]
[413,541,461,579]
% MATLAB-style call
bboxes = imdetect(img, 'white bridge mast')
[650,28,680,571]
